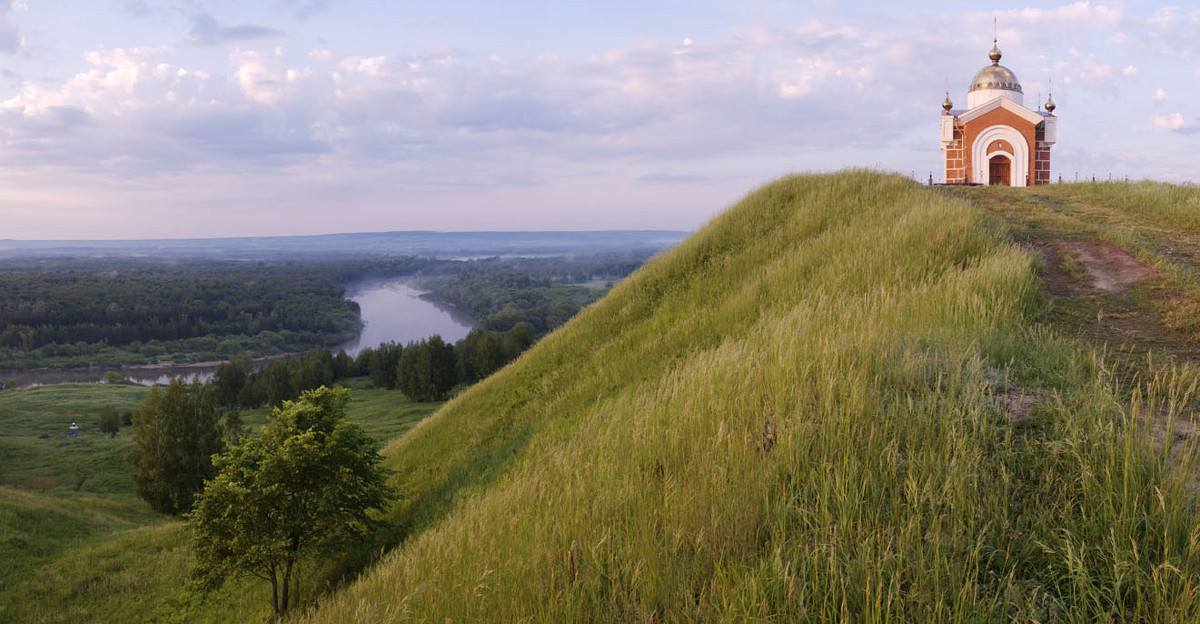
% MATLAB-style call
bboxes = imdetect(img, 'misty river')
[2,279,474,389]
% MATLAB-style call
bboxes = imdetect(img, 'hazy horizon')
[0,227,694,243]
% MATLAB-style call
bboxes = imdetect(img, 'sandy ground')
[1055,239,1156,293]
[383,281,432,297]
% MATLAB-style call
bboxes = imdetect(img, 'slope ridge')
[302,172,1200,622]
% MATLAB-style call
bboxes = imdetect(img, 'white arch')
[972,125,1029,187]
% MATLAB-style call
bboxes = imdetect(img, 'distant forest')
[0,252,655,370]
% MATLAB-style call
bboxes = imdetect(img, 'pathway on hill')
[944,183,1200,452]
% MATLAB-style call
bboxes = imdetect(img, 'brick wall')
[943,125,967,183]
[1034,125,1051,185]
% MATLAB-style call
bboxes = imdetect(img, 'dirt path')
[1030,236,1200,366]
[1054,239,1156,293]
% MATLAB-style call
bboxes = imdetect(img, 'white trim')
[958,96,1044,126]
[939,114,956,146]
[972,125,1029,187]
[1042,115,1057,145]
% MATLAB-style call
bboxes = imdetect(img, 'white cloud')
[339,56,387,76]
[1,2,1199,238]
[1150,112,1185,130]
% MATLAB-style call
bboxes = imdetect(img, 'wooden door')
[988,156,1011,186]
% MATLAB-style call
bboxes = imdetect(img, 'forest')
[0,251,654,372]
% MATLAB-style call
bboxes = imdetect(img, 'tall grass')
[299,171,1200,622]
[1045,181,1200,234]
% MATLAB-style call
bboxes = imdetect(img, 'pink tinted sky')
[0,0,1196,239]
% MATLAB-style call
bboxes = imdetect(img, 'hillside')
[298,171,1200,622]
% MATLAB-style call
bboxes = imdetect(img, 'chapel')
[939,40,1057,186]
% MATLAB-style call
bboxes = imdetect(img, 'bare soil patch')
[1029,237,1200,367]
[1055,239,1156,293]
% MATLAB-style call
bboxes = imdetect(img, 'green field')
[7,171,1200,622]
[0,379,440,623]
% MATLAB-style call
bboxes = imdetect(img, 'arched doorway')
[972,125,1029,187]
[988,154,1011,186]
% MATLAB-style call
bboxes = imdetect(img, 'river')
[1,279,474,389]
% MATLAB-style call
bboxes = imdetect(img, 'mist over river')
[334,280,474,357]
[2,279,474,389]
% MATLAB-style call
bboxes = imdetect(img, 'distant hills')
[0,230,691,260]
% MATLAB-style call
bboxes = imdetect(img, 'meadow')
[0,379,440,623]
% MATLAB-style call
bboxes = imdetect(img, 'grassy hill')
[5,171,1200,622]
[294,171,1200,622]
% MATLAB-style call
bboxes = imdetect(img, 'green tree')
[458,328,505,382]
[503,322,536,359]
[126,377,226,515]
[397,336,456,402]
[261,359,295,407]
[213,356,251,408]
[189,386,392,616]
[368,342,403,389]
[98,405,120,438]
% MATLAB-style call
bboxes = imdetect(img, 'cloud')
[1154,88,1167,102]
[188,14,284,47]
[0,0,24,56]
[0,3,1195,221]
[282,0,333,20]
[1150,112,1185,131]
[121,0,150,19]
[0,18,981,182]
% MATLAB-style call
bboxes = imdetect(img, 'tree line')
[0,257,425,369]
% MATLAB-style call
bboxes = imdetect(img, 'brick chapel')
[939,40,1057,186]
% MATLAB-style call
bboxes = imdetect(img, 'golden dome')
[1045,94,1056,113]
[969,44,1022,94]
[942,92,953,112]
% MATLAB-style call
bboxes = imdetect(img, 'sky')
[0,1,1196,240]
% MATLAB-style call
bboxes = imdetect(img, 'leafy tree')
[503,322,536,359]
[213,356,251,408]
[98,405,120,438]
[126,377,226,515]
[261,360,295,407]
[368,342,403,389]
[189,386,392,616]
[332,349,355,379]
[295,348,334,391]
[458,328,505,382]
[396,335,457,402]
[236,376,266,409]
